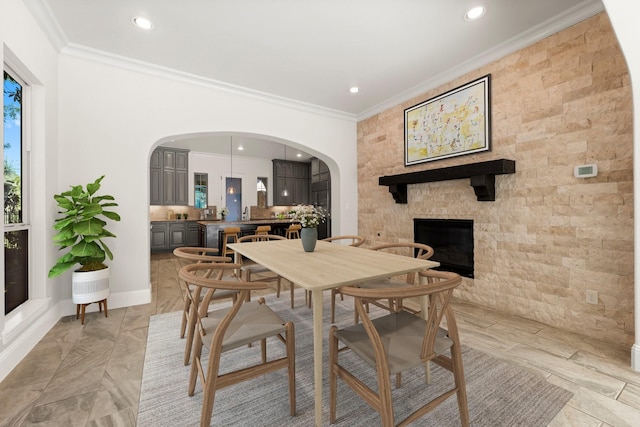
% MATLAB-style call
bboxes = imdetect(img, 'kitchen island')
[197,219,298,253]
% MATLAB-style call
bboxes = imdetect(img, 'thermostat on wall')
[574,163,598,178]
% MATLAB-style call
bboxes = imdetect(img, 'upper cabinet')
[273,159,310,206]
[150,147,190,205]
[311,157,330,183]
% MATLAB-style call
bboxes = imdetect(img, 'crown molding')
[356,0,605,121]
[23,1,356,123]
[24,0,68,50]
[61,44,357,122]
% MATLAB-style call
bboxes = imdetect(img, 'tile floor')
[0,252,639,426]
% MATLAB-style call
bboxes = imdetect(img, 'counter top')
[150,219,199,223]
[197,219,297,226]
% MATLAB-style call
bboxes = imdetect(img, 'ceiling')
[26,0,604,160]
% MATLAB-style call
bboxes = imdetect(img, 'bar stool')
[285,224,301,239]
[255,225,271,239]
[221,226,241,258]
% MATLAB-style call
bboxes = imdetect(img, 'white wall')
[55,54,358,304]
[601,0,640,369]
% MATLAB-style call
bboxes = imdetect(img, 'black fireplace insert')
[413,218,474,278]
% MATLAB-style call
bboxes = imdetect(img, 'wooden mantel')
[378,158,516,203]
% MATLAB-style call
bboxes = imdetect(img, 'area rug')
[137,291,572,426]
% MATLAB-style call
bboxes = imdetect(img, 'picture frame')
[404,74,491,166]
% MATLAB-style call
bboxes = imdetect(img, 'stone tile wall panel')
[357,13,633,347]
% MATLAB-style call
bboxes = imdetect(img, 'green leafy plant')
[48,175,121,278]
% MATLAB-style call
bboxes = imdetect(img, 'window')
[4,67,29,314]
[194,173,208,208]
[257,177,267,208]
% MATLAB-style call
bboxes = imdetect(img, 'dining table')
[227,238,439,426]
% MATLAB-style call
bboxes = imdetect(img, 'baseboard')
[60,286,152,316]
[632,344,640,371]
[0,301,62,382]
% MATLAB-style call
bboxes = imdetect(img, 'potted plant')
[219,206,229,221]
[48,175,121,307]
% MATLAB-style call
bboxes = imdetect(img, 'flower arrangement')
[289,204,327,228]
[219,206,229,218]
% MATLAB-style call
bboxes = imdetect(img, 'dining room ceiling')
[25,0,604,158]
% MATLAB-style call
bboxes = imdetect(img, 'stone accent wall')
[357,13,634,347]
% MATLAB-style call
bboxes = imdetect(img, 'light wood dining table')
[227,239,439,426]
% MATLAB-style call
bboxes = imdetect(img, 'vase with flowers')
[219,206,229,221]
[289,204,327,252]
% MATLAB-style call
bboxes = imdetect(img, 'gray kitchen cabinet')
[150,222,168,250]
[273,159,310,205]
[169,222,186,248]
[186,222,199,246]
[151,221,200,252]
[150,147,189,205]
[311,157,330,183]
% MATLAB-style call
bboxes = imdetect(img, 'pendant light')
[281,145,289,197]
[227,136,236,194]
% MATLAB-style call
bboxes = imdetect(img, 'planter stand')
[72,267,110,325]
[76,299,108,325]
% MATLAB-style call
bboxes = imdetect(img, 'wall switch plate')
[586,289,598,305]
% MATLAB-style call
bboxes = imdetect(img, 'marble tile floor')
[0,252,639,426]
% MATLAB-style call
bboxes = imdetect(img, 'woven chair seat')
[335,311,451,374]
[202,301,287,352]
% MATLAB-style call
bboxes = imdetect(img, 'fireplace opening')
[413,218,474,278]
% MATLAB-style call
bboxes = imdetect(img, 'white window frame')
[2,60,39,344]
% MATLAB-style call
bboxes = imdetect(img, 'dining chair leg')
[184,294,204,365]
[451,341,470,427]
[200,349,223,427]
[188,333,203,396]
[286,321,296,416]
[329,325,339,424]
[180,297,191,339]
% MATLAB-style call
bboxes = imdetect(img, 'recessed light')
[296,153,302,157]
[132,16,153,30]
[465,6,485,21]
[238,145,244,151]
[349,86,359,94]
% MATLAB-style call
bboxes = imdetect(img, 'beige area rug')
[137,291,572,426]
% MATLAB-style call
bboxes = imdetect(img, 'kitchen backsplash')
[149,205,298,221]
[249,206,296,219]
[149,205,217,221]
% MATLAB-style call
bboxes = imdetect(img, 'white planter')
[72,267,110,304]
